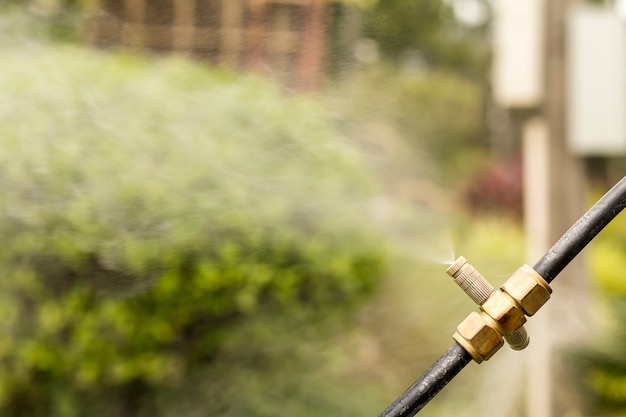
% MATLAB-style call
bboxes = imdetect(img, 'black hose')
[379,176,626,416]
[534,175,626,282]
[378,343,472,417]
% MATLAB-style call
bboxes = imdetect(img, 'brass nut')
[480,291,527,335]
[501,265,552,316]
[453,311,503,363]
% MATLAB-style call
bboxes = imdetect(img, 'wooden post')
[220,0,244,66]
[246,0,268,73]
[297,0,326,90]
[173,0,195,55]
[123,0,146,48]
[269,5,296,79]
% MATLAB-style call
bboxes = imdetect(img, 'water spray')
[379,175,626,417]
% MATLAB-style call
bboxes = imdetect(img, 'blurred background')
[1,0,626,416]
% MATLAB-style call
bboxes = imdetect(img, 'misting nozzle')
[446,256,537,359]
[446,256,494,305]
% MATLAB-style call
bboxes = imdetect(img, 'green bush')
[0,44,387,416]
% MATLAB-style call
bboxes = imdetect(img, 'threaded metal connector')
[504,327,530,350]
[447,256,531,358]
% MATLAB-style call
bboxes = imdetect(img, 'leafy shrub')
[0,44,387,416]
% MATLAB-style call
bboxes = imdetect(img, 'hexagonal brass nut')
[501,265,552,316]
[480,291,527,335]
[453,311,503,363]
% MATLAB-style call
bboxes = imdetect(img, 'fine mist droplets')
[431,231,456,266]
[410,229,457,266]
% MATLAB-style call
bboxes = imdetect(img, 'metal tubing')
[534,175,626,283]
[378,343,472,417]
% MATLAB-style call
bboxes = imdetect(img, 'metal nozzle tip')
[505,327,530,350]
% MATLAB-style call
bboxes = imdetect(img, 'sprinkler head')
[445,256,537,359]
[446,256,494,305]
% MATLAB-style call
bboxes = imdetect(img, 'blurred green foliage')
[361,0,491,79]
[0,2,505,416]
[350,0,492,190]
[0,38,388,415]
[574,201,626,416]
[329,64,486,184]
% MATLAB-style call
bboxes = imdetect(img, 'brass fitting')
[480,291,527,336]
[447,257,530,352]
[453,311,503,364]
[504,325,529,350]
[447,257,552,362]
[501,265,552,316]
